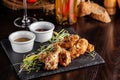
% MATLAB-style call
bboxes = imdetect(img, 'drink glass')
[55,0,77,27]
[14,0,37,28]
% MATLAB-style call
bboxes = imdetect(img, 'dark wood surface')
[0,0,120,80]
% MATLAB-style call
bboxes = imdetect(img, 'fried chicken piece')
[87,43,94,52]
[69,45,80,60]
[76,38,89,55]
[44,52,59,70]
[60,35,80,49]
[39,52,48,63]
[44,45,61,70]
[69,38,89,60]
[59,48,71,67]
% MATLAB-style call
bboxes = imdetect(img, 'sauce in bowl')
[14,37,30,42]
[35,28,49,32]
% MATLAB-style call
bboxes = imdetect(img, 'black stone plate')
[0,28,105,80]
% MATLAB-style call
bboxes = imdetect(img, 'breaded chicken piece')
[59,48,71,67]
[69,38,89,60]
[76,38,89,55]
[60,35,80,49]
[39,52,48,63]
[87,43,94,52]
[44,45,61,70]
[69,45,80,60]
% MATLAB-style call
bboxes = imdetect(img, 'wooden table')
[0,1,120,80]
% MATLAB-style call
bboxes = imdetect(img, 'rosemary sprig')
[49,29,70,43]
[37,44,54,55]
[86,51,96,60]
[19,54,42,73]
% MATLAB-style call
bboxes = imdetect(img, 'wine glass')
[14,0,37,28]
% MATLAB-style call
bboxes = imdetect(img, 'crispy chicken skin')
[60,35,80,49]
[59,48,71,67]
[69,38,89,60]
[44,45,61,70]
[87,43,94,52]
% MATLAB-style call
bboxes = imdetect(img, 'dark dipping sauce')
[14,37,30,42]
[35,28,49,32]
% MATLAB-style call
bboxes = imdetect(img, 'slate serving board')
[0,28,105,80]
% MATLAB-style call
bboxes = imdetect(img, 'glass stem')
[22,0,30,23]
